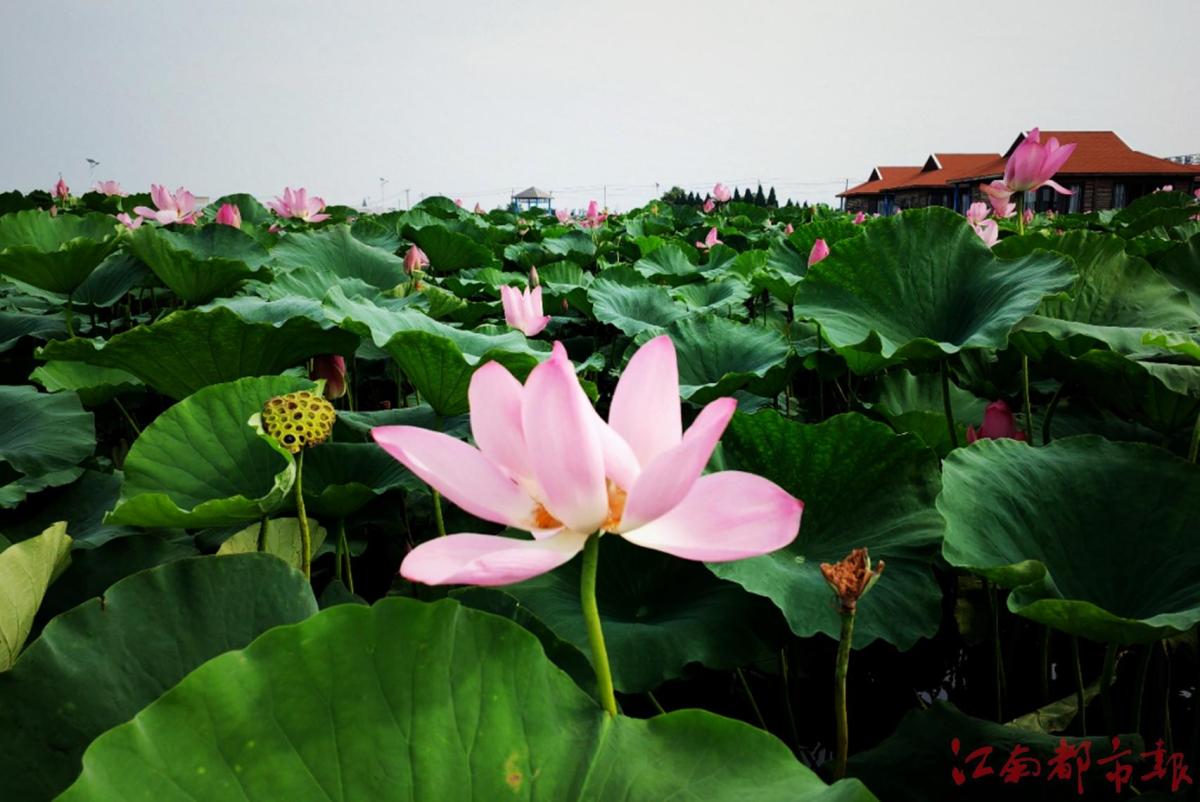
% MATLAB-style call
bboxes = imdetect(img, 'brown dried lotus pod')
[261,390,336,454]
[820,547,885,615]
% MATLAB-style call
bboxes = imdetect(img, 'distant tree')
[661,185,688,204]
[767,186,778,207]
[755,184,766,206]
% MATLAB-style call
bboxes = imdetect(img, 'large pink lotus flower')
[808,238,830,266]
[214,203,242,228]
[500,284,551,337]
[853,211,866,224]
[311,354,347,400]
[712,183,732,203]
[403,244,429,274]
[266,187,330,222]
[702,198,716,213]
[374,337,802,586]
[696,226,722,250]
[93,180,126,197]
[555,208,571,224]
[133,184,202,225]
[966,400,1027,444]
[579,200,607,229]
[1003,128,1077,195]
[115,212,142,230]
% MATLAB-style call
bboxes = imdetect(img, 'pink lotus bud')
[529,267,539,288]
[311,355,347,400]
[784,223,794,235]
[52,178,69,200]
[404,244,430,274]
[808,238,830,266]
[454,198,463,207]
[474,203,486,214]
[214,203,242,228]
[1003,128,1076,195]
[702,198,715,213]
[555,208,571,224]
[712,183,732,203]
[853,211,866,224]
[966,400,1027,443]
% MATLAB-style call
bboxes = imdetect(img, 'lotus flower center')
[601,481,627,532]
[532,504,562,529]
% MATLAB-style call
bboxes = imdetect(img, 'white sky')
[2,0,1197,212]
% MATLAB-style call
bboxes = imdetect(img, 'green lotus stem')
[113,397,141,436]
[334,519,345,582]
[1071,636,1087,734]
[295,450,312,580]
[256,515,268,552]
[1021,355,1034,443]
[1162,641,1174,751]
[1133,643,1152,733]
[833,609,855,780]
[736,667,768,731]
[337,519,355,593]
[1042,384,1065,444]
[1099,643,1117,733]
[64,293,75,337]
[1015,192,1026,237]
[781,649,801,751]
[1039,625,1052,703]
[646,691,666,715]
[580,534,618,717]
[431,489,447,538]
[940,359,959,449]
[1188,409,1200,463]
[986,580,1004,721]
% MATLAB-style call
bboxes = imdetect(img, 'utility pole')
[841,178,849,211]
[86,158,99,184]
[404,188,411,210]
[603,184,607,209]
[654,181,660,200]
[379,177,388,208]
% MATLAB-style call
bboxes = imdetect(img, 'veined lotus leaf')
[0,210,120,294]
[128,222,270,303]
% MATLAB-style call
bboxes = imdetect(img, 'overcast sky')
[2,0,1196,212]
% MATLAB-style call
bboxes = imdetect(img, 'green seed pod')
[261,390,336,454]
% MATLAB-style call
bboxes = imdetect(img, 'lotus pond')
[2,183,1200,801]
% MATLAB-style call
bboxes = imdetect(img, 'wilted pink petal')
[400,530,589,586]
[622,471,803,562]
[808,238,830,266]
[311,354,346,399]
[214,203,242,228]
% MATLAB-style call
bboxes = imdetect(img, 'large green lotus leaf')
[1152,231,1200,306]
[270,226,406,290]
[29,361,142,406]
[638,315,790,404]
[672,277,751,315]
[39,305,357,400]
[542,230,596,264]
[998,231,1200,357]
[325,288,548,415]
[218,517,327,571]
[412,225,497,271]
[458,536,783,693]
[940,436,1200,643]
[107,376,312,528]
[709,412,944,649]
[0,385,95,507]
[0,470,159,549]
[588,276,688,336]
[0,210,120,294]
[0,522,71,670]
[298,442,410,518]
[0,554,317,802]
[633,243,703,283]
[0,311,66,352]
[871,369,988,456]
[59,598,875,802]
[791,207,1074,360]
[205,193,273,225]
[71,249,153,308]
[128,223,270,303]
[786,218,865,260]
[334,404,472,441]
[847,701,1137,802]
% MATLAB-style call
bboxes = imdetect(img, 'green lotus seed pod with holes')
[261,390,336,453]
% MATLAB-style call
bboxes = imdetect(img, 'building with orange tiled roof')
[840,131,1200,214]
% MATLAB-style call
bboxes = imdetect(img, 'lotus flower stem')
[1162,641,1174,751]
[736,667,768,731]
[780,649,801,750]
[833,609,855,780]
[646,690,666,715]
[985,580,1005,721]
[63,293,75,337]
[1021,355,1034,442]
[1132,643,1152,733]
[580,533,618,717]
[1071,636,1087,734]
[1039,626,1052,703]
[334,518,346,583]
[1042,384,1065,444]
[256,515,268,552]
[295,450,312,580]
[113,397,141,436]
[1188,410,1200,463]
[940,360,959,449]
[430,489,447,538]
[1015,193,1026,237]
[1099,643,1117,733]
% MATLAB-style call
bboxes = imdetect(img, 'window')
[1114,183,1126,209]
[1069,185,1081,213]
[1024,190,1036,211]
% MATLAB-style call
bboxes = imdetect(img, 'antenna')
[378,177,389,207]
[85,158,100,183]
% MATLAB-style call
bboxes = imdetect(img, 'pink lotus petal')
[608,334,682,466]
[150,184,174,211]
[521,342,607,533]
[372,425,534,527]
[131,206,157,219]
[620,397,737,531]
[621,471,802,561]
[400,529,588,586]
[808,238,830,266]
[468,361,532,484]
[307,213,331,223]
[153,209,179,225]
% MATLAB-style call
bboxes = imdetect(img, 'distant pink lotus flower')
[266,187,330,222]
[973,219,999,248]
[455,198,463,207]
[979,180,1016,218]
[404,244,429,274]
[853,211,866,224]
[133,184,201,225]
[579,200,607,229]
[808,238,830,266]
[115,212,142,230]
[712,183,732,203]
[966,400,1027,444]
[1194,189,1200,199]
[784,223,794,235]
[1023,208,1034,225]
[696,226,722,250]
[93,180,126,197]
[1003,128,1077,195]
[373,336,802,586]
[52,178,69,200]
[702,198,716,213]
[555,208,571,224]
[966,202,990,226]
[474,202,486,214]
[499,284,551,337]
[214,203,242,228]
[1158,184,1174,192]
[311,354,347,400]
